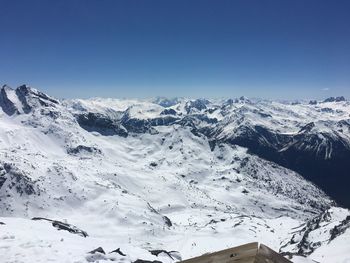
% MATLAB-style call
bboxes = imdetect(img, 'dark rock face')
[17,85,59,104]
[329,215,350,241]
[0,85,19,115]
[52,220,88,237]
[0,174,6,189]
[109,248,126,256]
[77,112,128,137]
[67,145,102,155]
[280,209,350,257]
[185,99,209,113]
[309,100,317,105]
[40,108,61,119]
[223,124,350,207]
[0,85,59,115]
[16,85,59,113]
[78,111,177,136]
[323,96,346,103]
[298,122,315,133]
[149,250,181,261]
[89,247,106,254]
[149,116,178,126]
[162,216,172,227]
[225,99,234,105]
[320,107,334,113]
[121,117,152,134]
[160,108,177,115]
[32,217,88,237]
[0,163,38,196]
[150,162,158,167]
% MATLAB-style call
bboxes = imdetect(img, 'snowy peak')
[1,86,350,262]
[184,99,209,113]
[323,96,346,103]
[0,84,59,115]
[153,97,181,108]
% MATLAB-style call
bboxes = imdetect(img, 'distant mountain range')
[0,84,349,262]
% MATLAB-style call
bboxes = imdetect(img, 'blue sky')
[0,0,349,99]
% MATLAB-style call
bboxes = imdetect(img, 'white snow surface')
[0,87,349,262]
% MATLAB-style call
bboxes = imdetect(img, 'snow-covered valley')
[0,85,349,262]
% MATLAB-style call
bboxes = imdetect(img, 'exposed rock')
[0,163,39,196]
[222,123,349,207]
[77,112,128,137]
[121,115,152,134]
[0,85,19,115]
[162,216,172,227]
[224,98,234,105]
[32,217,88,237]
[16,84,59,113]
[323,96,346,103]
[89,247,106,254]
[150,162,158,167]
[185,99,209,113]
[67,145,102,155]
[298,122,315,133]
[160,108,177,115]
[149,250,181,261]
[280,208,350,257]
[309,100,317,105]
[109,248,126,256]
[149,116,178,126]
[329,215,350,242]
[242,189,249,194]
[320,107,334,113]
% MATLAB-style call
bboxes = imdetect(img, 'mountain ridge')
[0,84,349,262]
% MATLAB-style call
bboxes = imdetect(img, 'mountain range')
[0,85,349,263]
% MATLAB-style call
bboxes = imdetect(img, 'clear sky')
[0,0,349,99]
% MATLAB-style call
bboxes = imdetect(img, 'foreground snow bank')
[0,217,178,263]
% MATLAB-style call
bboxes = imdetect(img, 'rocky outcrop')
[323,96,346,103]
[0,85,19,115]
[0,163,39,196]
[185,99,209,113]
[280,207,350,257]
[89,247,106,254]
[217,123,350,207]
[76,112,128,137]
[160,108,177,115]
[67,145,102,155]
[32,217,88,237]
[149,250,181,261]
[0,85,59,115]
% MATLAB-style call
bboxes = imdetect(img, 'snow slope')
[0,85,349,262]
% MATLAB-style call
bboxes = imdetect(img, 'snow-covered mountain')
[0,85,349,262]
